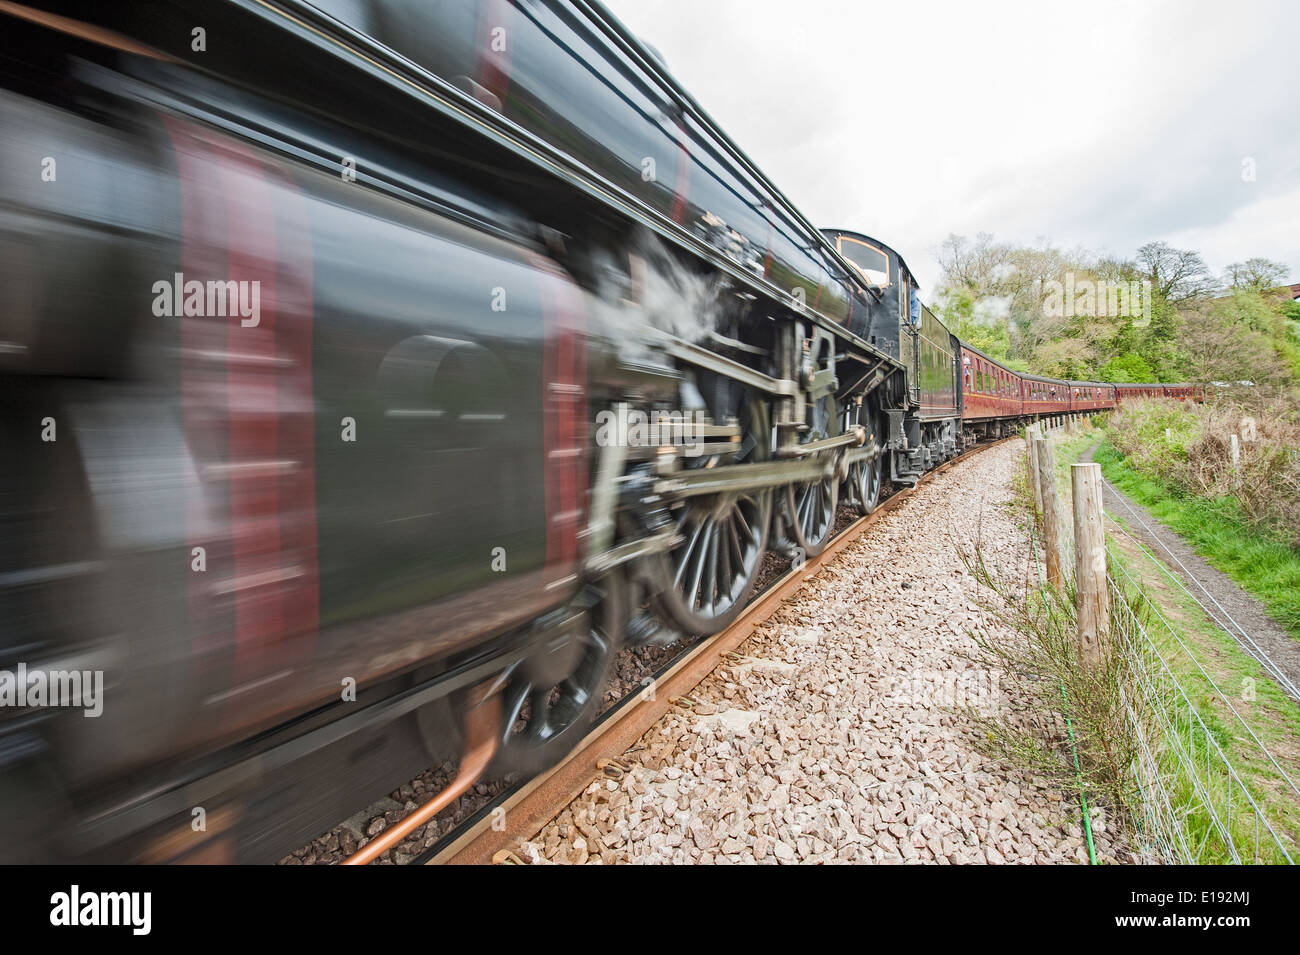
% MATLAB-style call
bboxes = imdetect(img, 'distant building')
[1289,283,1300,300]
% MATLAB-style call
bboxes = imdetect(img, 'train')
[0,0,1199,862]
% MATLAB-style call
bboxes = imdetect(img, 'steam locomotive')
[0,0,1196,862]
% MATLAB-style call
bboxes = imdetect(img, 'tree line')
[932,234,1300,388]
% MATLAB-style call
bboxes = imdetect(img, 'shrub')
[1105,396,1300,549]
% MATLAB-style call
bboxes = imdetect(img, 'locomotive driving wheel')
[782,392,839,558]
[844,403,884,516]
[654,376,772,636]
[491,572,624,776]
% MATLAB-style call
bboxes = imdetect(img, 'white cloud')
[1164,183,1300,281]
[603,0,1300,294]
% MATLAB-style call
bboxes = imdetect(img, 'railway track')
[404,435,1014,865]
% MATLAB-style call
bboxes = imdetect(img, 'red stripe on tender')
[212,142,320,677]
[535,257,587,568]
[163,120,320,696]
[541,276,559,565]
[217,151,284,681]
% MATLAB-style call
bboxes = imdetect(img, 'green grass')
[1091,440,1300,640]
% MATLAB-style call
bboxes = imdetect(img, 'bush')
[1105,396,1300,549]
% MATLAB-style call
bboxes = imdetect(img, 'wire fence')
[1024,430,1297,864]
[1108,561,1295,864]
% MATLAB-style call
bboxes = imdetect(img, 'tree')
[936,233,1006,295]
[1223,257,1289,291]
[1181,297,1288,384]
[1098,352,1155,383]
[1135,241,1218,303]
[1031,337,1094,379]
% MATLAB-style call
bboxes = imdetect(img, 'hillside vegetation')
[933,236,1300,387]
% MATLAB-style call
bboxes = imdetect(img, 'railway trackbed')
[400,436,1015,866]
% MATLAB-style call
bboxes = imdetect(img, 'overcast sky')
[603,0,1299,294]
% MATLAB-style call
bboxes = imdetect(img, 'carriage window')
[836,237,889,287]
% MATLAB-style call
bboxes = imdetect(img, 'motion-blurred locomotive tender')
[0,0,1201,861]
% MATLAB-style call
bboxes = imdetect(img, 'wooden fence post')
[1071,463,1108,667]
[1026,424,1043,517]
[1034,436,1064,592]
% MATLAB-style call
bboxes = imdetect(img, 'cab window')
[836,237,889,287]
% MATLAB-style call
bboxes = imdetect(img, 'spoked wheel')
[492,573,623,776]
[846,450,883,515]
[843,404,884,516]
[655,376,772,636]
[783,393,838,558]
